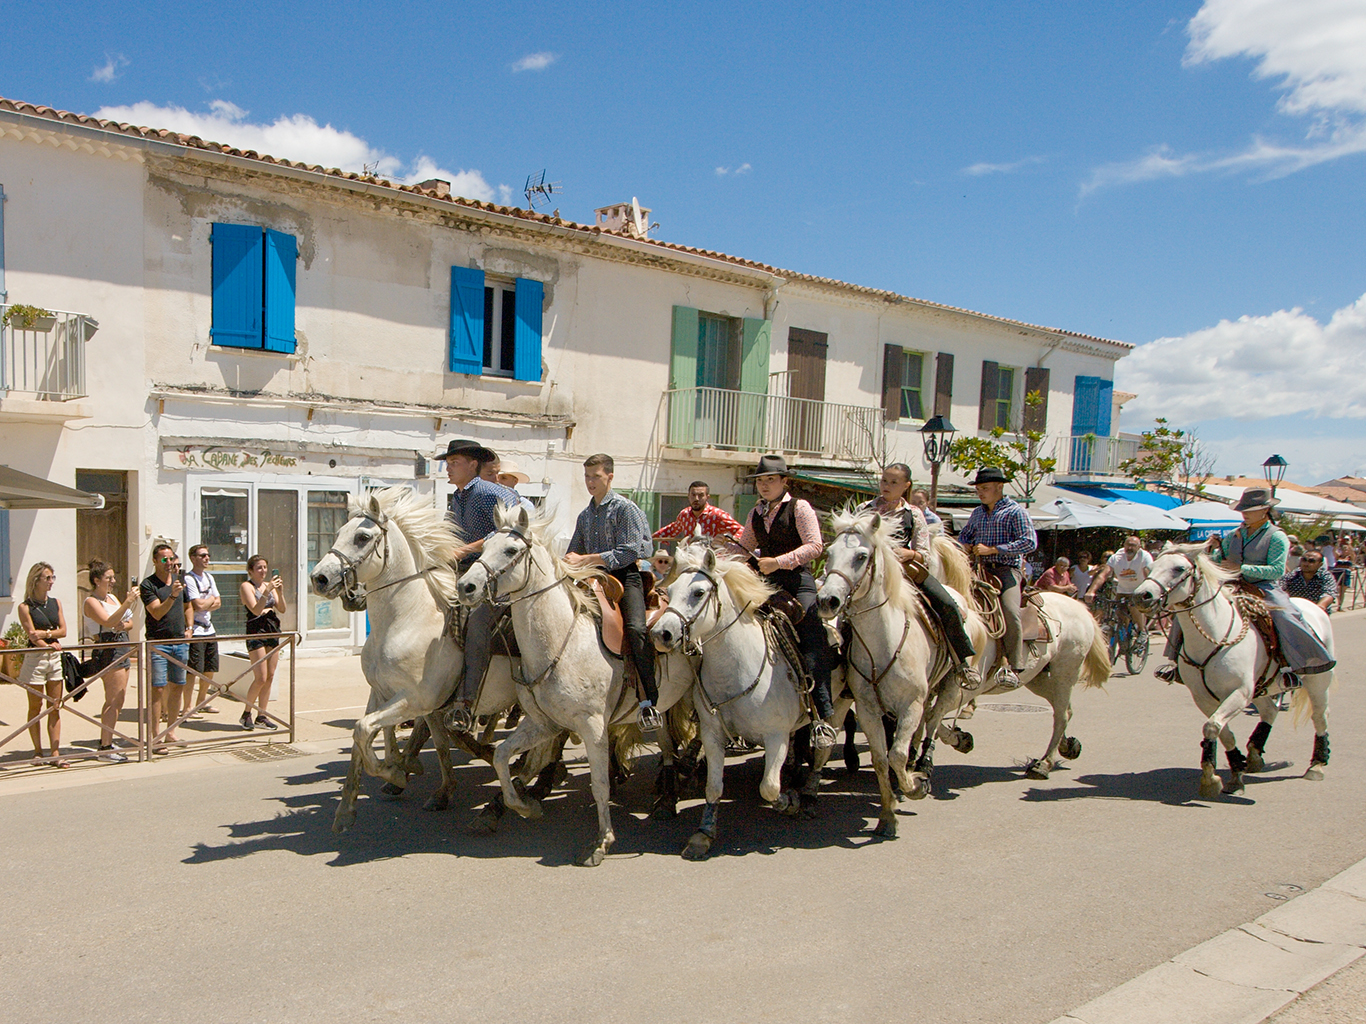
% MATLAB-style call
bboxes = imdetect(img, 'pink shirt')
[736,493,823,571]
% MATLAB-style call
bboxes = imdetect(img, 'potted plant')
[2,303,57,332]
[1,620,30,680]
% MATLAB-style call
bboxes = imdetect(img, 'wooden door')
[786,328,828,453]
[76,470,128,638]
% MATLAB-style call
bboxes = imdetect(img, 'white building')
[0,96,1131,652]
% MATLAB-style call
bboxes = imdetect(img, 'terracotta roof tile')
[0,94,1130,351]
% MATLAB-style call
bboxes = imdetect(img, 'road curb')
[1046,859,1366,1024]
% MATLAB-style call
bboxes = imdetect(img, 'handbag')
[60,651,88,701]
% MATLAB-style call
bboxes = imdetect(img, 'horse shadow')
[1015,764,1291,806]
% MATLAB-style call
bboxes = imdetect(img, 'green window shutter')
[882,344,903,421]
[734,493,759,529]
[739,318,771,393]
[670,306,699,390]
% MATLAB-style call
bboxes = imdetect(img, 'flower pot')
[29,315,57,332]
[1,651,24,681]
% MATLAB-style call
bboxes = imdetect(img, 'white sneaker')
[97,747,128,763]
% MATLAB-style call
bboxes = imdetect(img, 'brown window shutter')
[882,344,903,421]
[978,360,999,430]
[934,352,954,417]
[1023,367,1051,433]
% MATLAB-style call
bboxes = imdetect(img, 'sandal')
[51,758,72,769]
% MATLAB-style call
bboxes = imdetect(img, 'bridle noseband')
[654,567,724,654]
[326,513,389,603]
[819,528,885,611]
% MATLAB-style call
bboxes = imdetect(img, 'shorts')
[245,635,280,652]
[19,649,63,687]
[89,631,132,674]
[188,638,220,674]
[149,643,189,688]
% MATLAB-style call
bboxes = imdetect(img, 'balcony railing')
[1059,433,1140,478]
[665,387,883,462]
[0,306,93,400]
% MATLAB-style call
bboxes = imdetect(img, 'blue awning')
[1055,484,1180,509]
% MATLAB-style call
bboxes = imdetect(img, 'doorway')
[75,470,128,638]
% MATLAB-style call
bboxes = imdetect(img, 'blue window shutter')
[449,266,485,374]
[1096,378,1114,436]
[211,223,263,348]
[513,277,544,382]
[0,508,9,598]
[263,229,297,353]
[1071,376,1100,435]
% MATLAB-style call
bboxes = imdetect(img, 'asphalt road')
[2,614,1363,1024]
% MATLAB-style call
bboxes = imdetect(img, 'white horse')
[310,488,519,832]
[650,545,834,859]
[1132,544,1334,799]
[921,539,1112,782]
[456,504,692,866]
[815,510,984,832]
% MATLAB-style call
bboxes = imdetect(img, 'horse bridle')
[819,527,887,612]
[326,513,390,603]
[654,566,724,654]
[470,525,570,608]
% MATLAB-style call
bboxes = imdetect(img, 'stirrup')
[1281,671,1302,691]
[638,702,663,732]
[812,721,837,750]
[996,666,1023,690]
[444,701,473,734]
[951,663,982,691]
[1153,663,1178,683]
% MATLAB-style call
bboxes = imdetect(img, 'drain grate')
[230,744,308,762]
[977,702,1050,714]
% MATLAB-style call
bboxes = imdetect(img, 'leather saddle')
[583,576,626,658]
[1019,589,1054,644]
[1233,581,1282,665]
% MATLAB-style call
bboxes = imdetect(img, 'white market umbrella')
[1170,501,1242,527]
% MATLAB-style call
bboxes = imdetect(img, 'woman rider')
[732,455,839,748]
[856,463,979,688]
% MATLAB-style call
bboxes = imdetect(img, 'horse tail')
[665,701,697,751]
[933,535,972,596]
[611,721,645,773]
[1081,618,1112,688]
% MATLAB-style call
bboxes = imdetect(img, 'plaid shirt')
[447,478,519,566]
[958,495,1037,568]
[653,503,743,540]
[1281,565,1336,604]
[569,490,652,571]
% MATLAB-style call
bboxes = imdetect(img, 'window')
[697,314,740,390]
[210,224,297,353]
[900,350,926,420]
[449,267,543,381]
[199,488,249,637]
[994,366,1014,429]
[307,491,350,630]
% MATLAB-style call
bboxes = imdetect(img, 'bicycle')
[1096,588,1151,675]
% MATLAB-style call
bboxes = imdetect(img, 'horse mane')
[829,507,919,614]
[1160,540,1238,586]
[673,543,774,616]
[493,503,601,618]
[355,486,462,607]
[932,534,973,596]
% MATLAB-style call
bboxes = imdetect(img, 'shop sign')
[163,448,302,472]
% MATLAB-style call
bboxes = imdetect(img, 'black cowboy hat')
[971,466,1007,485]
[435,438,496,463]
[748,454,790,478]
[1231,486,1279,512]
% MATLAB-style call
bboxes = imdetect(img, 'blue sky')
[3,0,1363,480]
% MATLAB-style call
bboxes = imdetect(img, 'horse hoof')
[1058,736,1082,761]
[1198,774,1222,800]
[332,810,356,834]
[778,790,803,817]
[650,798,678,821]
[872,815,897,838]
[908,772,931,800]
[1024,760,1051,781]
[1304,765,1326,782]
[1246,749,1266,774]
[404,759,424,777]
[379,782,405,797]
[682,833,713,860]
[951,729,974,755]
[1223,777,1245,795]
[579,846,607,867]
[423,793,450,812]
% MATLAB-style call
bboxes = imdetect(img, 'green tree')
[947,390,1056,504]
[1120,418,1216,492]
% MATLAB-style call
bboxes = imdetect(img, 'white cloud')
[94,100,499,202]
[512,52,557,73]
[963,155,1046,176]
[90,53,129,84]
[735,162,752,174]
[1083,0,1366,196]
[1116,292,1366,424]
[715,163,751,176]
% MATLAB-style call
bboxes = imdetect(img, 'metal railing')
[665,386,884,462]
[1060,434,1141,477]
[0,633,296,771]
[0,305,93,400]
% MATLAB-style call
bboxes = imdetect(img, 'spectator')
[1334,536,1354,611]
[1036,556,1078,595]
[652,481,743,543]
[650,549,674,583]
[240,554,287,731]
[480,451,535,515]
[83,560,137,762]
[16,562,68,766]
[1071,551,1095,594]
[184,544,222,716]
[1286,542,1303,575]
[910,488,942,526]
[1085,535,1154,633]
[141,543,192,750]
[1281,550,1336,612]
[496,459,531,492]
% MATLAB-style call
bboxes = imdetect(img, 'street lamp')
[920,415,957,509]
[1262,454,1288,497]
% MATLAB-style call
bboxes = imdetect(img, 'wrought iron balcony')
[1056,433,1141,480]
[664,387,884,463]
[0,306,94,401]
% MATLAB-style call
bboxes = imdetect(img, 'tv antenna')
[523,169,562,209]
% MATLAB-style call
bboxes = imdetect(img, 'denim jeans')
[150,643,189,688]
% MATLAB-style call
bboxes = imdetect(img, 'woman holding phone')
[83,560,138,761]
[239,554,287,731]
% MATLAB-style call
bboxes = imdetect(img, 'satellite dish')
[631,197,646,236]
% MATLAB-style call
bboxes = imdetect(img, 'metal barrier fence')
[0,632,296,771]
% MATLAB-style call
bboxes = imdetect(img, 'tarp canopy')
[1196,483,1366,520]
[1169,501,1242,527]
[944,504,1060,528]
[1037,498,1189,531]
[1108,500,1192,531]
[1055,484,1182,509]
[0,465,105,510]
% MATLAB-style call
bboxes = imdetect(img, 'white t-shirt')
[1071,566,1094,593]
[1107,549,1154,594]
[184,569,219,636]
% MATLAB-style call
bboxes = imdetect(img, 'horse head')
[1132,545,1200,613]
[458,504,533,607]
[651,545,720,652]
[817,511,881,619]
[311,501,391,599]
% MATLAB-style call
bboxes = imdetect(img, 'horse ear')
[871,512,882,533]
[514,505,530,533]
[701,546,716,573]
[692,524,704,542]
[367,492,385,523]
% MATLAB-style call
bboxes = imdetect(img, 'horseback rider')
[856,463,980,688]
[731,455,839,748]
[563,453,662,731]
[956,466,1037,689]
[439,438,521,732]
[1154,486,1335,686]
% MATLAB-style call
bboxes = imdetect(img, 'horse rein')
[326,513,390,602]
[471,525,541,606]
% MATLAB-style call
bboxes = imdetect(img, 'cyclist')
[1084,535,1152,636]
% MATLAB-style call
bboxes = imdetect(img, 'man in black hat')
[957,466,1037,688]
[1155,486,1334,684]
[438,438,520,732]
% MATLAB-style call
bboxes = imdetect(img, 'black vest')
[752,498,804,560]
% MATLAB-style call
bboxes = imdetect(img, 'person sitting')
[856,463,978,686]
[1085,535,1152,634]
[1282,550,1336,612]
[730,455,838,746]
[1155,487,1335,686]
[910,488,942,527]
[652,481,743,543]
[1070,551,1095,595]
[1036,557,1077,595]
[957,466,1037,689]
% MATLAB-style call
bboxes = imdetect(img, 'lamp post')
[920,415,957,510]
[1262,454,1288,497]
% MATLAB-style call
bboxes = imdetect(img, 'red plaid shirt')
[653,503,743,540]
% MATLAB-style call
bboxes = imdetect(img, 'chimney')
[417,178,451,198]
[594,197,655,239]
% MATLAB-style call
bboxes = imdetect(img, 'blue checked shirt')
[568,490,652,571]
[958,494,1037,568]
[1281,565,1335,605]
[446,477,519,566]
